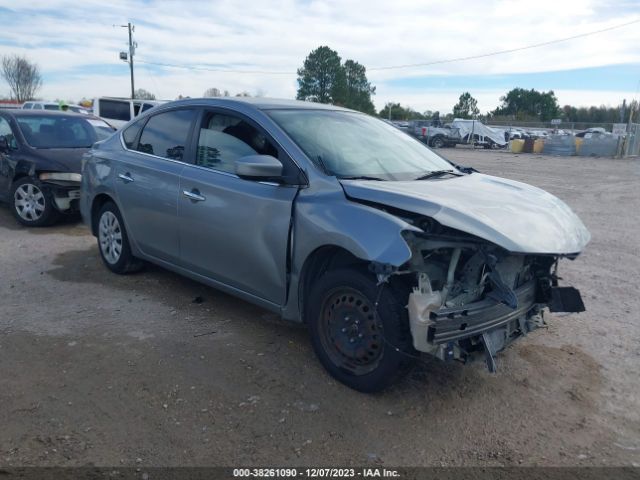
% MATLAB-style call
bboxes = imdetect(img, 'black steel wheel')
[307,267,416,392]
[318,287,384,376]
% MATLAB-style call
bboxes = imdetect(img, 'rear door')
[115,108,198,264]
[178,108,300,305]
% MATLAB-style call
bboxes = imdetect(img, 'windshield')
[268,109,455,180]
[17,115,104,148]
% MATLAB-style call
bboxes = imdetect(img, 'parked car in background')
[0,110,115,226]
[81,97,589,392]
[527,130,549,138]
[22,101,90,115]
[407,119,459,148]
[575,127,608,138]
[93,97,165,128]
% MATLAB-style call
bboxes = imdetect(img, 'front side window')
[99,99,131,121]
[136,109,196,161]
[195,112,278,173]
[268,110,454,181]
[16,115,98,148]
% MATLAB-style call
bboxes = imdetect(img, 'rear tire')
[430,136,445,148]
[10,177,60,227]
[307,267,416,392]
[96,201,143,274]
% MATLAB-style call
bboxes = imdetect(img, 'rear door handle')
[182,189,206,202]
[118,172,134,183]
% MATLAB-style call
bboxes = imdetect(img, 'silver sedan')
[80,98,590,392]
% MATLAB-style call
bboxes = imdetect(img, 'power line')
[136,60,294,75]
[136,18,639,75]
[368,18,640,71]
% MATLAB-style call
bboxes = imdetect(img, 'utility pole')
[117,23,136,99]
[127,23,135,99]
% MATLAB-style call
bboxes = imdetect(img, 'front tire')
[10,177,59,227]
[96,202,143,274]
[307,267,416,392]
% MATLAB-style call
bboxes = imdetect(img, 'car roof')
[160,97,354,112]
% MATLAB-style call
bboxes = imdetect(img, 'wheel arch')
[297,245,369,324]
[90,193,117,236]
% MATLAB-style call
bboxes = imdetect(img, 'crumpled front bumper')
[427,280,537,345]
[410,280,584,372]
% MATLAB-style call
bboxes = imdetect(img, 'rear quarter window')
[122,118,146,149]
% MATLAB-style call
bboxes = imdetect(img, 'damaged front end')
[38,172,82,213]
[395,221,585,372]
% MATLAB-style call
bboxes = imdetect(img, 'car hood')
[29,147,87,174]
[340,173,591,255]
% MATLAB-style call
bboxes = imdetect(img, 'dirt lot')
[1,148,639,467]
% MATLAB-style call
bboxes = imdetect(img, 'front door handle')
[182,189,206,202]
[118,172,134,183]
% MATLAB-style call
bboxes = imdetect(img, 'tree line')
[386,89,636,124]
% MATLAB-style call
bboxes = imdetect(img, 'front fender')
[294,192,419,267]
[281,188,420,322]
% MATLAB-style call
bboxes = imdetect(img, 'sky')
[0,0,639,114]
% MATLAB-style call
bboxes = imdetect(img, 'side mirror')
[0,136,9,153]
[235,155,283,179]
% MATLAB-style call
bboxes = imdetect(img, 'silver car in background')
[80,98,590,392]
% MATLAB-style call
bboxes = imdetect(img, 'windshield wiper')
[413,170,463,181]
[338,175,386,181]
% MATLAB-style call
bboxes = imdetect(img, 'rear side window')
[99,99,131,121]
[136,109,196,161]
[122,118,145,149]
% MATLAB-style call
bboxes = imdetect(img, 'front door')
[178,109,300,305]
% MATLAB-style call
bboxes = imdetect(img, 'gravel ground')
[0,148,639,467]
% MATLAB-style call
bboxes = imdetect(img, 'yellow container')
[510,139,525,153]
[533,138,544,153]
[575,137,583,153]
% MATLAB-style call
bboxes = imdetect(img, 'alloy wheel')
[13,183,46,221]
[99,211,123,265]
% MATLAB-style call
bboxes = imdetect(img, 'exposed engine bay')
[376,216,586,372]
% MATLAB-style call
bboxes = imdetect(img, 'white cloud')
[0,0,638,111]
